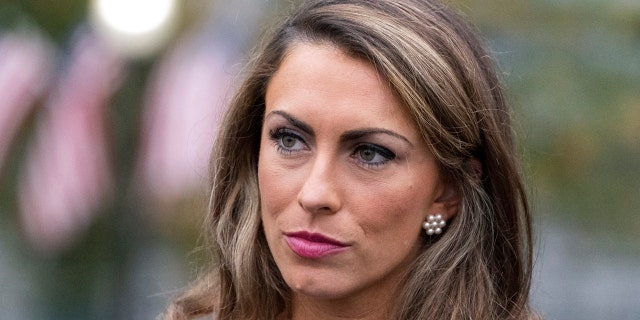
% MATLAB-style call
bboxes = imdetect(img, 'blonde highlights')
[164,0,537,319]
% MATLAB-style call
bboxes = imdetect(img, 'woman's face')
[258,43,455,306]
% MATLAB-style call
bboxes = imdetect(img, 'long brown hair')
[164,0,537,319]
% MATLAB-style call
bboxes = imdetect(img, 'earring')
[423,214,446,235]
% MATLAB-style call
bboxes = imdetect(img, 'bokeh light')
[89,0,178,58]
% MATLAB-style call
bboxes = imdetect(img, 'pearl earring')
[423,214,446,235]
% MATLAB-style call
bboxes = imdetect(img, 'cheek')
[258,158,285,243]
[354,184,425,236]
[258,163,278,214]
[258,153,298,217]
[353,172,440,246]
[351,190,425,268]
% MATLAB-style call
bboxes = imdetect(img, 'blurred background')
[0,0,638,319]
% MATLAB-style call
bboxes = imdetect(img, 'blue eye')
[269,128,306,154]
[353,144,395,168]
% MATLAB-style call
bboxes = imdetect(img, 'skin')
[258,42,459,319]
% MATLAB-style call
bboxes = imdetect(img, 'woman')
[165,0,537,319]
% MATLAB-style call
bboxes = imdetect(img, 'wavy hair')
[164,0,537,319]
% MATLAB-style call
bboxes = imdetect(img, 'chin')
[285,272,352,300]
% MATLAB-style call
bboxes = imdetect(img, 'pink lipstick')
[284,231,350,259]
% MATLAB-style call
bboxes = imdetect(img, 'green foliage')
[455,0,640,243]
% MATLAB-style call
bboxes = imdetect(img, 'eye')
[353,144,396,168]
[269,128,307,154]
[358,148,377,162]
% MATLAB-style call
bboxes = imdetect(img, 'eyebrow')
[265,110,413,146]
[266,110,315,136]
[340,129,413,147]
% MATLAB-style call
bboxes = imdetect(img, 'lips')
[284,231,350,259]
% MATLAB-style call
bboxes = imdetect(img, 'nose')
[297,156,342,215]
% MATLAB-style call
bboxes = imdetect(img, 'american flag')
[0,31,54,172]
[17,29,122,254]
[134,36,229,206]
[134,0,268,211]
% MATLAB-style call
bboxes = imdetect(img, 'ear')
[432,177,461,221]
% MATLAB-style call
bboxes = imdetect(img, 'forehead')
[265,42,417,134]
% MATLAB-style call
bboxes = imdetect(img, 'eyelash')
[268,127,397,168]
[269,128,307,155]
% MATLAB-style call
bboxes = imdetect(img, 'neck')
[290,289,394,320]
